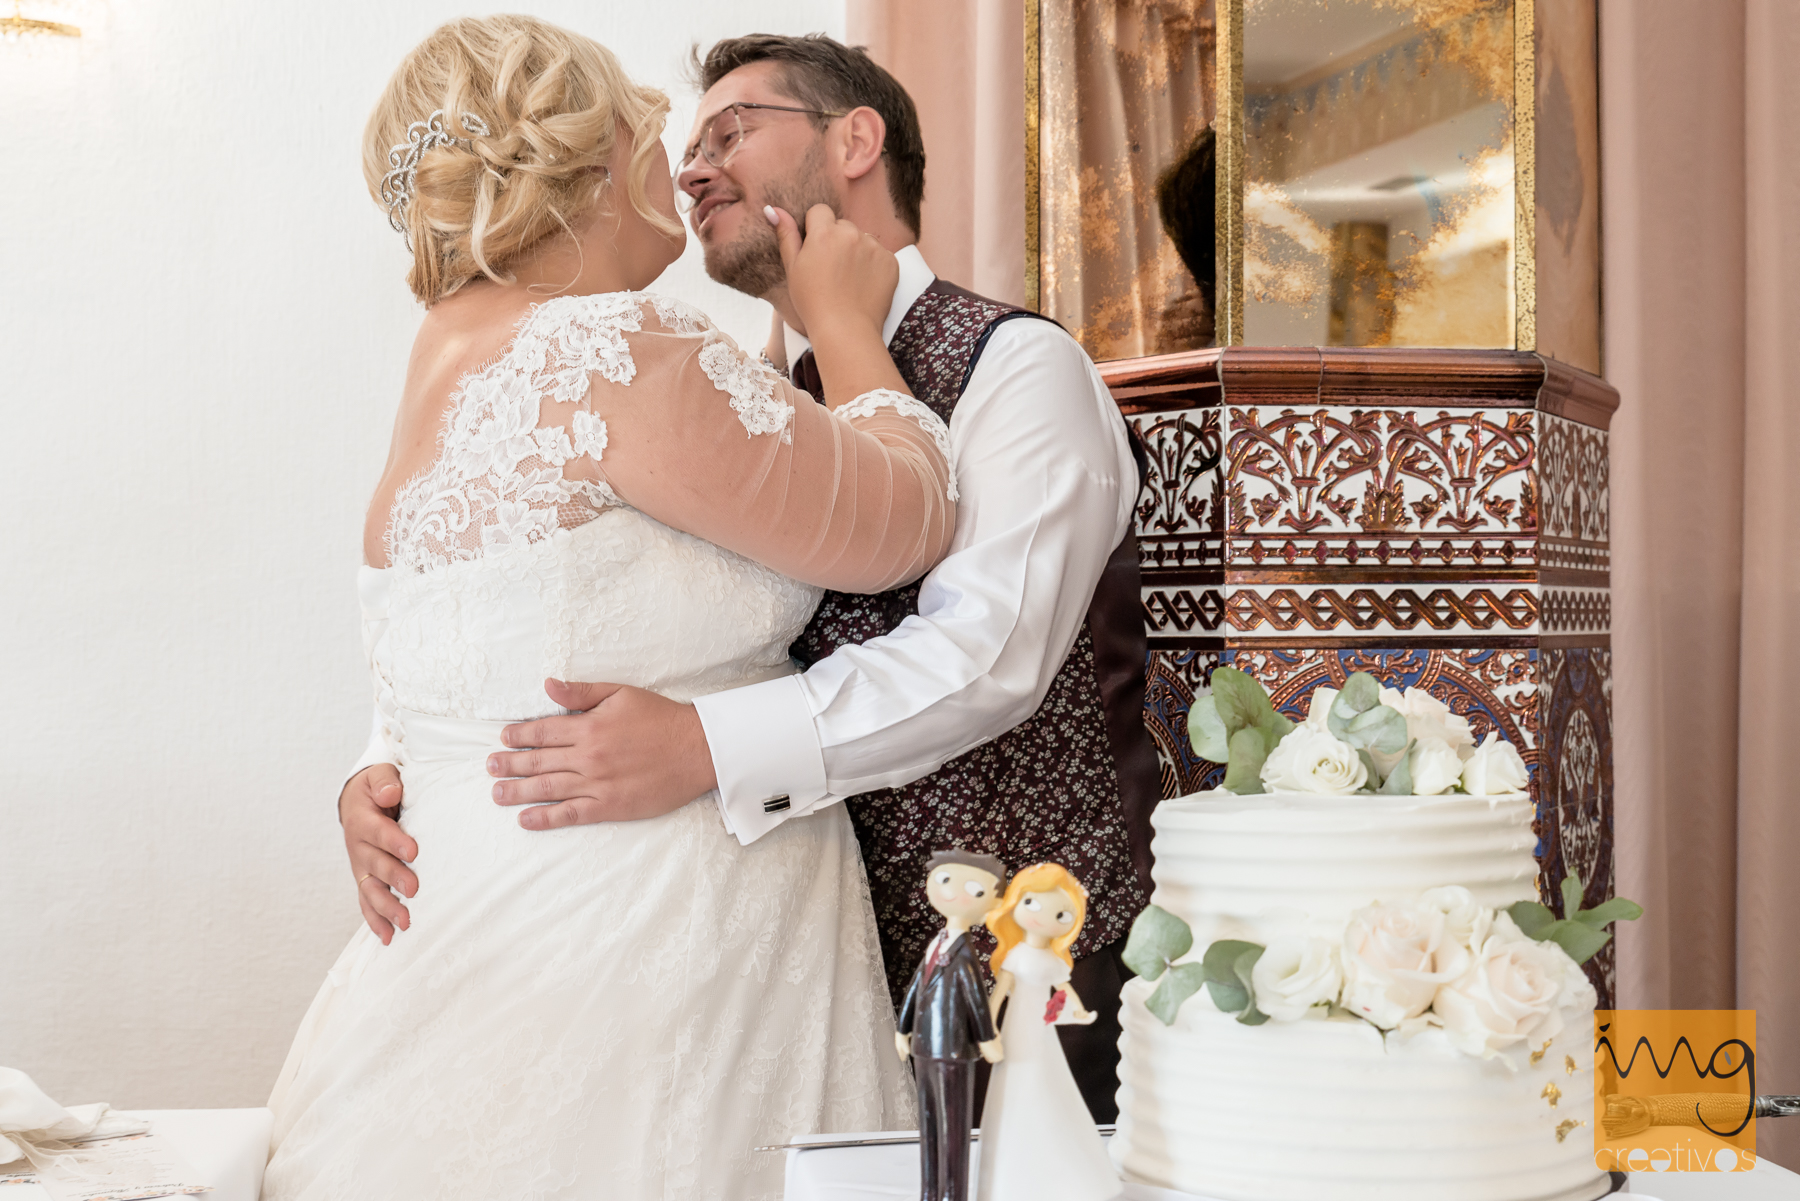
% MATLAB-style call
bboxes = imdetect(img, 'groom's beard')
[703,145,836,299]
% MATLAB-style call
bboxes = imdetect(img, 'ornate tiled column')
[1108,346,1619,1000]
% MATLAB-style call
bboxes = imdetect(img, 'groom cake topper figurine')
[896,850,1006,1201]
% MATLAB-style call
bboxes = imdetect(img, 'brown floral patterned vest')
[792,279,1158,1007]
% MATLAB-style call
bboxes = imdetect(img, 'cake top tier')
[1150,791,1540,945]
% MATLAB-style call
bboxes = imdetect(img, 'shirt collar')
[883,244,935,347]
[782,243,935,363]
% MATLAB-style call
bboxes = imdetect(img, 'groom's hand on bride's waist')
[488,680,719,830]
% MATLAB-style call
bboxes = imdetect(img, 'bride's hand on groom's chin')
[769,202,896,342]
[487,680,719,830]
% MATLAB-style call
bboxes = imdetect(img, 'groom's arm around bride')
[340,32,1158,1121]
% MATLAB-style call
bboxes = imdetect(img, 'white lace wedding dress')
[263,293,945,1201]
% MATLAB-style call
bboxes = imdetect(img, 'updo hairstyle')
[364,15,681,306]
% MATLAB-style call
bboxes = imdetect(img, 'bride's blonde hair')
[364,15,681,305]
[988,862,1088,973]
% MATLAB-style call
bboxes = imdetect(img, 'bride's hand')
[768,203,897,342]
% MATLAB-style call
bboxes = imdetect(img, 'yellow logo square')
[1594,1010,1757,1173]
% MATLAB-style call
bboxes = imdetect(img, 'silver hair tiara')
[379,110,491,241]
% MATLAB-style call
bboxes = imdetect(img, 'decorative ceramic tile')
[1541,587,1611,638]
[1225,583,1540,636]
[1536,646,1616,1005]
[1144,587,1227,635]
[1227,535,1535,568]
[1537,413,1608,546]
[1225,406,1537,540]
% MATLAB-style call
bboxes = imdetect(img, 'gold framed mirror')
[1027,0,1599,371]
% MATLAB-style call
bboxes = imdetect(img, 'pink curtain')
[847,0,1026,305]
[1605,0,1800,1164]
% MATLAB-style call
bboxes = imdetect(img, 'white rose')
[1339,901,1456,1029]
[1301,687,1339,732]
[1433,912,1576,1060]
[1409,736,1466,796]
[1261,726,1368,795]
[1379,686,1477,759]
[1250,935,1343,1021]
[1461,732,1530,796]
[1419,885,1493,978]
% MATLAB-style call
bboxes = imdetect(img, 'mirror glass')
[1242,0,1516,348]
[1039,0,1219,362]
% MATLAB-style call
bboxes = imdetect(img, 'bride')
[262,16,948,1200]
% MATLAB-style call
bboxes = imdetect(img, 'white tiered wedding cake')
[1109,670,1631,1201]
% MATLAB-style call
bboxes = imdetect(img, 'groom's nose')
[676,156,717,203]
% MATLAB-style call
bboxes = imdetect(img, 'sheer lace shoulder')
[387,292,957,592]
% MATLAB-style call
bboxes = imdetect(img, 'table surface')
[1,1109,270,1201]
[781,1129,1800,1201]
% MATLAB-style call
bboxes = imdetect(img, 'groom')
[341,32,1157,1120]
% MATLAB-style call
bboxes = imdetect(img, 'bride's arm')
[569,219,953,593]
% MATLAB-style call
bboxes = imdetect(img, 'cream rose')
[1301,686,1339,732]
[1250,935,1343,1021]
[1419,885,1493,978]
[1461,732,1530,796]
[1379,686,1477,759]
[1339,901,1456,1029]
[1261,726,1368,795]
[1433,913,1579,1060]
[1409,736,1466,796]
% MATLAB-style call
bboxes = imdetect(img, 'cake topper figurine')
[897,850,1007,1201]
[975,863,1119,1201]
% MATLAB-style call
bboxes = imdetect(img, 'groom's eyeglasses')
[680,102,848,173]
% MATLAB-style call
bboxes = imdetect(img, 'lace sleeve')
[556,295,956,593]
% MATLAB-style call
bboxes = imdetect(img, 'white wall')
[0,0,843,1109]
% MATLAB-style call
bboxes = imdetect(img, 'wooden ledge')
[1099,346,1619,429]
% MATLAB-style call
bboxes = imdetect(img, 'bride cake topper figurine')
[897,850,1007,1201]
[977,863,1120,1201]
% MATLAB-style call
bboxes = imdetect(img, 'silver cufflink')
[762,795,791,813]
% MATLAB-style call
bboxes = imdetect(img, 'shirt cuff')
[343,709,396,797]
[693,674,832,845]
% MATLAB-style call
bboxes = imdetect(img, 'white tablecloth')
[3,1109,270,1201]
[782,1129,1800,1201]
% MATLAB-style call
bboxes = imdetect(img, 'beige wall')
[0,0,843,1109]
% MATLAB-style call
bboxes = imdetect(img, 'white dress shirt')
[695,246,1136,843]
[347,248,1136,841]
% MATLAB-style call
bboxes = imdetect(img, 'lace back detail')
[386,293,789,574]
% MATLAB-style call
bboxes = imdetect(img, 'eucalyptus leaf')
[1507,900,1557,940]
[1211,667,1275,734]
[1145,962,1209,1025]
[1236,1004,1272,1026]
[1575,898,1645,929]
[1202,938,1266,983]
[1188,695,1230,763]
[1256,710,1297,749]
[1205,978,1250,1015]
[1543,919,1612,966]
[1356,749,1379,793]
[1376,740,1416,795]
[1222,727,1270,795]
[1232,945,1265,999]
[1338,672,1382,714]
[1561,872,1586,919]
[1121,904,1194,981]
[1345,705,1409,754]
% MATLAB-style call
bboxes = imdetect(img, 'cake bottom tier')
[1112,979,1611,1201]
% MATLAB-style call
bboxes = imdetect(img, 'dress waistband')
[388,709,517,767]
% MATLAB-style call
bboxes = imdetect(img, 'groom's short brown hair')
[695,33,926,238]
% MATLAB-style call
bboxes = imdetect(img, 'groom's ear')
[833,106,888,184]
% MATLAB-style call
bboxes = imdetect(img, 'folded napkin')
[0,1067,149,1165]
